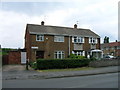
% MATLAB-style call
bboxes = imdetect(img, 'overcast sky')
[0,0,119,48]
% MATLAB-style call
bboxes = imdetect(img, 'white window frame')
[54,51,65,59]
[89,37,97,44]
[72,51,85,56]
[36,34,44,41]
[72,36,84,43]
[54,36,64,42]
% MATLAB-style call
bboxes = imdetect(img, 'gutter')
[68,36,71,55]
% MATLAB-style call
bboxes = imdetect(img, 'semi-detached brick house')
[25,21,100,62]
[101,41,120,56]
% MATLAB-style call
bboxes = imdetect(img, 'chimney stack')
[41,21,44,25]
[74,24,77,28]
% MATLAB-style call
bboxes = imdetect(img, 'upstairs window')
[89,37,97,44]
[36,34,44,41]
[54,36,64,42]
[72,36,84,43]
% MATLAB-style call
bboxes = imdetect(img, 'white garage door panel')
[21,52,26,64]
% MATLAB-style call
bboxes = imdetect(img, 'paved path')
[2,65,119,80]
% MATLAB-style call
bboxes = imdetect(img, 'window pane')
[78,38,80,42]
[90,38,92,43]
[37,35,39,40]
[62,54,64,59]
[74,37,77,42]
[55,54,57,59]
[58,54,61,59]
[81,37,83,43]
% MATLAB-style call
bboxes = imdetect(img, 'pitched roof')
[101,42,120,48]
[109,42,120,47]
[26,24,100,38]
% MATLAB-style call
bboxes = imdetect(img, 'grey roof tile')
[27,24,100,38]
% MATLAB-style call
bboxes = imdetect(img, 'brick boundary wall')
[8,51,21,64]
[2,55,9,65]
[89,59,119,67]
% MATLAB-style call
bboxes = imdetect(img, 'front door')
[36,51,44,59]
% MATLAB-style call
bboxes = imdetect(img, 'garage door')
[21,52,26,64]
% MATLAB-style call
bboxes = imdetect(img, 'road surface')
[3,72,118,88]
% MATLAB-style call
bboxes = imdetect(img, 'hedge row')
[36,59,91,70]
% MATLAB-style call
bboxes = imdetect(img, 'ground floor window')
[54,51,64,59]
[72,51,85,56]
[36,51,44,59]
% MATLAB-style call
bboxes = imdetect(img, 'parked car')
[114,56,120,59]
[103,55,115,59]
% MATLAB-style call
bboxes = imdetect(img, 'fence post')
[26,59,29,70]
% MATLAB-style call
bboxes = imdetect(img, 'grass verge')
[37,67,94,72]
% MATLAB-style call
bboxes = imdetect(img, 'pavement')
[2,65,119,80]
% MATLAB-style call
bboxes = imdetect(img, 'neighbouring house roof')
[26,24,100,38]
[109,42,120,47]
[101,42,120,48]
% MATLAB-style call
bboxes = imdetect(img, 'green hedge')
[29,61,37,70]
[69,54,86,59]
[36,59,90,70]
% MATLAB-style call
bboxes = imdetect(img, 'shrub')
[69,54,86,59]
[69,54,77,58]
[29,61,37,70]
[36,58,90,70]
[76,56,86,59]
[90,57,97,61]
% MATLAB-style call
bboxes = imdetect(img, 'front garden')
[29,54,96,70]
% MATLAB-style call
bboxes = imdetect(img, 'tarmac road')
[3,72,118,88]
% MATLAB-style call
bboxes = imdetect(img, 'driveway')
[2,65,28,72]
[2,65,39,80]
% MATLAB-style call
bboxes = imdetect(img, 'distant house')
[101,41,120,56]
[25,21,100,62]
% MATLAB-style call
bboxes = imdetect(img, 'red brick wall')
[8,51,21,64]
[116,49,120,56]
[25,28,31,61]
[2,55,9,65]
[27,34,101,61]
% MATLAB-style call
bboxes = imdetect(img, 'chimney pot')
[74,24,77,28]
[41,21,44,25]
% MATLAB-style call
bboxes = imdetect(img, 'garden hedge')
[36,58,90,70]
